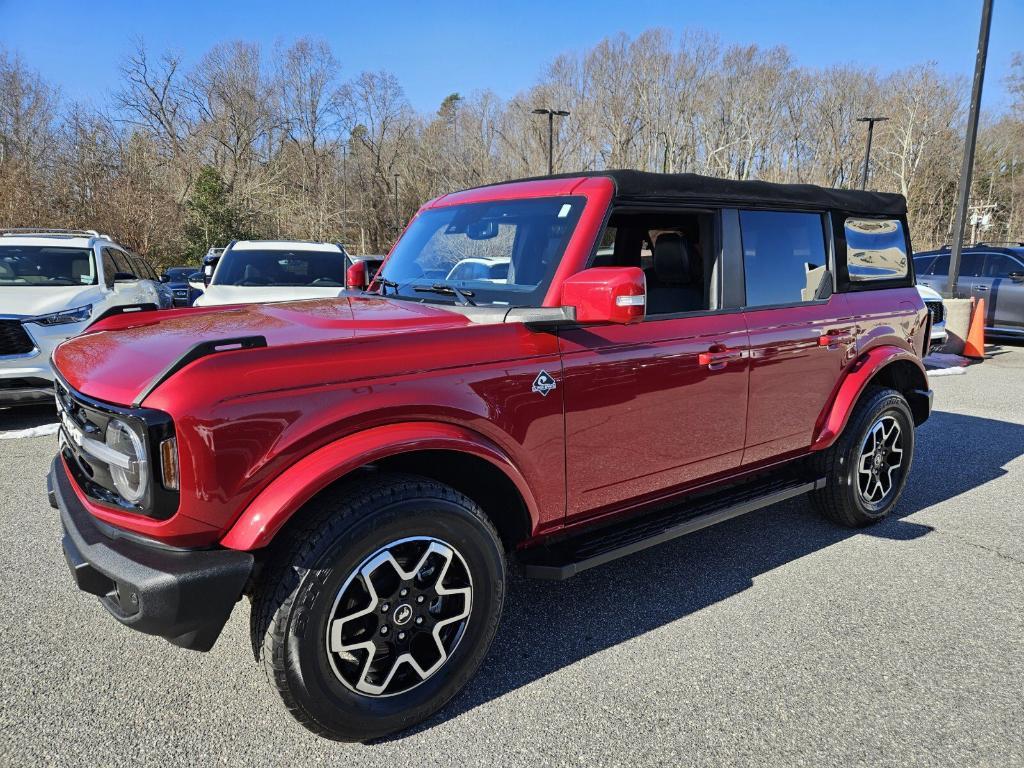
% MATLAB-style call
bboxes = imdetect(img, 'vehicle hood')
[52,295,471,406]
[915,283,942,301]
[194,285,346,306]
[0,285,103,318]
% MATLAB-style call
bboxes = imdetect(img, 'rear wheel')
[810,387,915,527]
[251,474,505,741]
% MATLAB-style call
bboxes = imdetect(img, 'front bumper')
[49,457,253,651]
[1,317,88,405]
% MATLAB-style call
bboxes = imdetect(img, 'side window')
[959,252,985,277]
[101,249,118,288]
[104,248,132,278]
[913,255,936,275]
[983,253,1024,278]
[844,218,908,282]
[739,210,828,306]
[929,254,949,275]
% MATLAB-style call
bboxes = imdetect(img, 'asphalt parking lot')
[1,346,1022,767]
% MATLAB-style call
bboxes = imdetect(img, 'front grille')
[926,300,945,325]
[0,319,35,356]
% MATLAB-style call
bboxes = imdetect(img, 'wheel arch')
[812,346,930,451]
[219,421,539,552]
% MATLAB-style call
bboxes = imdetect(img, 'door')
[975,251,1024,332]
[737,209,854,463]
[559,314,750,520]
[918,251,986,297]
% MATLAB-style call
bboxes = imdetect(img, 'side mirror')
[560,267,646,324]
[1009,271,1024,283]
[202,259,218,287]
[158,274,170,283]
[347,260,369,290]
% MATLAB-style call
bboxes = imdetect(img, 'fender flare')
[811,345,928,451]
[219,421,539,551]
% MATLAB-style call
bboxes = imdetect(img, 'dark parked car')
[915,243,1024,339]
[160,266,203,307]
[49,171,931,741]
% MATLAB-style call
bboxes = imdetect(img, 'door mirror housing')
[202,259,219,287]
[347,260,369,290]
[560,267,646,325]
[1009,270,1024,283]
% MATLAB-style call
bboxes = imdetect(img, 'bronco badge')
[531,370,557,397]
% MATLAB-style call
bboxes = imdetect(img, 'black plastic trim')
[132,335,267,408]
[89,303,160,326]
[52,457,253,652]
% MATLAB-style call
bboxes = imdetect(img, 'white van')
[0,229,167,406]
[194,240,354,306]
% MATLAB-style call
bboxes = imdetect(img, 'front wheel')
[810,387,915,527]
[251,474,506,741]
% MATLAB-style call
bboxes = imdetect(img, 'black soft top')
[504,169,907,216]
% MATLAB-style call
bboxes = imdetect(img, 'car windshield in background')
[164,268,195,281]
[376,196,587,306]
[213,250,346,287]
[0,246,97,286]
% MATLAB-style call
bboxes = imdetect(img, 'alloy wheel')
[856,414,904,507]
[325,536,473,697]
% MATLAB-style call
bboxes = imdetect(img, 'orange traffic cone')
[963,296,986,360]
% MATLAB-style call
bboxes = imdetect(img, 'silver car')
[915,244,1024,340]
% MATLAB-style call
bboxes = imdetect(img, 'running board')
[519,473,826,580]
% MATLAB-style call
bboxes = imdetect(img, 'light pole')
[531,108,570,176]
[857,116,889,190]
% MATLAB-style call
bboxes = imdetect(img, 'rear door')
[738,209,853,464]
[977,251,1024,332]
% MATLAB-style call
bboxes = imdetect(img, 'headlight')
[105,419,149,504]
[27,304,92,326]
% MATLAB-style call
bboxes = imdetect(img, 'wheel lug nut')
[380,626,389,636]
[415,616,424,625]
[416,595,424,604]
[399,588,408,597]
[381,602,390,613]
[398,631,406,641]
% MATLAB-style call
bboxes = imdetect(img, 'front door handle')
[698,346,745,370]
[975,285,989,291]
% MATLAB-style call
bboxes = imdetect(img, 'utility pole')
[946,0,994,298]
[857,116,889,190]
[531,108,570,175]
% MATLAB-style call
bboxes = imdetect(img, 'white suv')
[0,229,168,406]
[194,240,353,306]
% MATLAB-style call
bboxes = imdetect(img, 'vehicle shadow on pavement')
[0,403,57,433]
[388,410,1024,740]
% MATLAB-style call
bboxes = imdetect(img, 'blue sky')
[1,0,1021,114]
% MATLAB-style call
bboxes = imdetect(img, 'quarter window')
[740,210,828,306]
[845,218,908,282]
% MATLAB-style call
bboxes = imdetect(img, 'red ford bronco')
[49,171,932,740]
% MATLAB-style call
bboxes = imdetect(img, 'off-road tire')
[250,473,506,741]
[810,387,915,527]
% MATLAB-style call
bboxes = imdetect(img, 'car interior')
[592,211,717,315]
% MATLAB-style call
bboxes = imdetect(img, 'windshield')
[164,268,195,281]
[0,246,97,286]
[212,249,346,287]
[375,196,586,306]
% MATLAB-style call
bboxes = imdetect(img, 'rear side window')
[982,252,1024,277]
[845,218,908,282]
[740,210,828,307]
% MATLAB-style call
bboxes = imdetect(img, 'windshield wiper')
[376,277,400,295]
[413,284,476,306]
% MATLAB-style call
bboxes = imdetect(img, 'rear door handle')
[818,327,857,347]
[975,285,989,291]
[698,347,745,369]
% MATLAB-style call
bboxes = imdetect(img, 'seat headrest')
[653,233,693,284]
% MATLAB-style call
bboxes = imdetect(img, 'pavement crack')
[935,530,1024,567]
